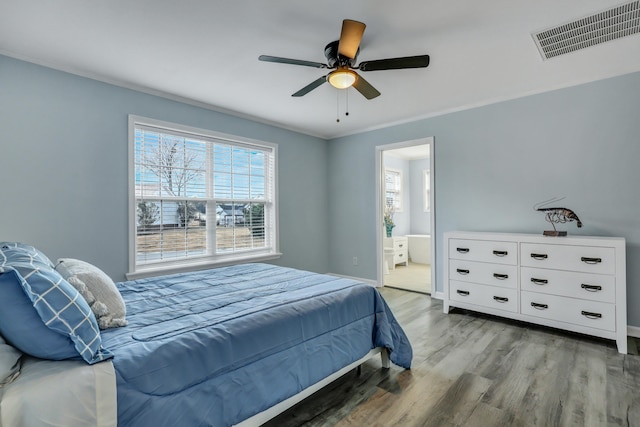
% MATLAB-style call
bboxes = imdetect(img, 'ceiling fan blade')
[352,73,381,100]
[358,55,430,71]
[338,19,366,59]
[292,75,328,97]
[259,55,327,69]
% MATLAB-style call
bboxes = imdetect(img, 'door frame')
[375,137,436,294]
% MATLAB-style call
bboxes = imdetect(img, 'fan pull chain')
[336,89,351,123]
[345,89,349,117]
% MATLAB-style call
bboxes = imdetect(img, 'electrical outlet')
[352,257,358,266]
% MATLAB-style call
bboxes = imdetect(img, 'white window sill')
[126,252,282,281]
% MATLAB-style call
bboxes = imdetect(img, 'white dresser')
[443,231,627,353]
[384,236,409,268]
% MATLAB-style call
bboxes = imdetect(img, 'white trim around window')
[127,115,280,279]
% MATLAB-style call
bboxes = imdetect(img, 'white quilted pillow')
[55,258,127,330]
[0,334,22,386]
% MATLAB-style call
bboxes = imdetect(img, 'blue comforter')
[101,263,412,426]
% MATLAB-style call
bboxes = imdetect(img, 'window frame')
[127,115,280,279]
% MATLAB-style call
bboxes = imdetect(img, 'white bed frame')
[1,348,389,427]
[234,347,390,427]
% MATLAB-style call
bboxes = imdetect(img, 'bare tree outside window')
[143,138,203,198]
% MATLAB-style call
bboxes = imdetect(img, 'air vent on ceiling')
[533,0,640,59]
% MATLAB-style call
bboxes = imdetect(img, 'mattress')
[101,263,412,426]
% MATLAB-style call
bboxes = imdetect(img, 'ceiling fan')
[259,19,430,100]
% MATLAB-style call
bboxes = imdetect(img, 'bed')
[0,243,412,427]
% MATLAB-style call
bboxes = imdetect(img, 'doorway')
[376,137,435,294]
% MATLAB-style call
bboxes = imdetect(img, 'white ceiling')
[1,1,639,139]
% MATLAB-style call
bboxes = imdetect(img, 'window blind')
[132,119,276,269]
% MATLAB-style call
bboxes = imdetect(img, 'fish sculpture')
[534,197,582,236]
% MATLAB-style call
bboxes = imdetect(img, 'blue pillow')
[0,243,113,364]
[0,241,55,269]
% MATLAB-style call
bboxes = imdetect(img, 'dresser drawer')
[521,267,615,304]
[449,239,517,265]
[520,243,615,275]
[521,291,616,332]
[450,280,518,313]
[449,259,517,289]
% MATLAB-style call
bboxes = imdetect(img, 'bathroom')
[382,143,432,294]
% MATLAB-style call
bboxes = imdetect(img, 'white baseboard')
[628,325,640,338]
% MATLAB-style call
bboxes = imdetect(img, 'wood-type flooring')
[264,287,640,427]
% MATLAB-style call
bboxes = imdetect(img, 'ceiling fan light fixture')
[328,69,357,89]
[260,19,429,100]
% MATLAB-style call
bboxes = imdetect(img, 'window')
[129,116,278,276]
[385,168,403,212]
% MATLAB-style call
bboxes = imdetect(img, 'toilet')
[384,248,395,274]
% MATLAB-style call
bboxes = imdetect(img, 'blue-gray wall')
[328,71,640,327]
[0,55,329,280]
[2,53,639,328]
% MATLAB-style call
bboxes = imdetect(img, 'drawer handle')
[581,257,602,264]
[493,296,509,303]
[493,273,509,280]
[398,244,404,248]
[457,290,470,296]
[530,278,548,285]
[493,250,508,257]
[581,310,602,319]
[531,302,548,310]
[530,253,548,260]
[398,254,404,258]
[456,269,470,275]
[456,247,470,253]
[581,284,602,292]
